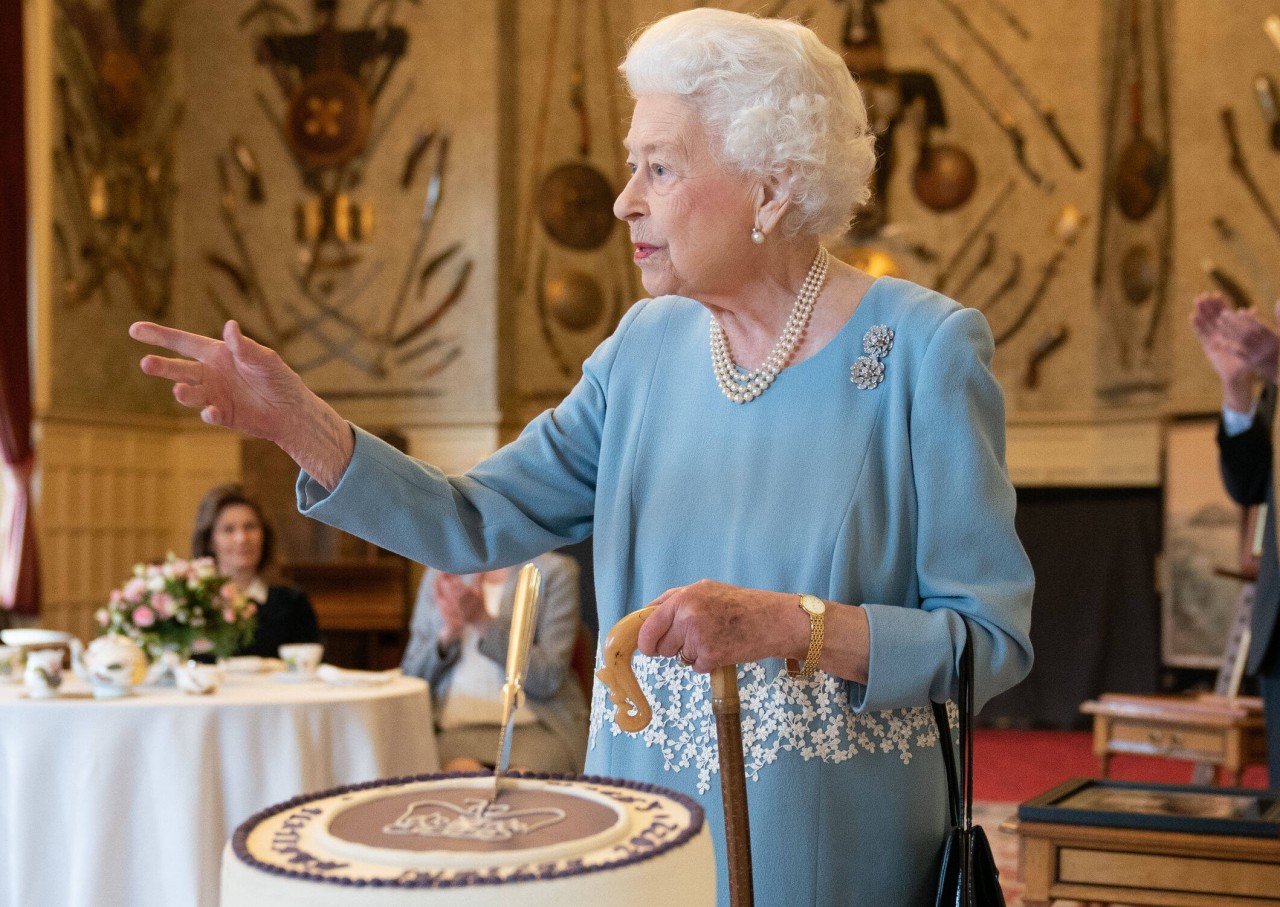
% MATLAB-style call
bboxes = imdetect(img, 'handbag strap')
[931,700,961,828]
[960,635,975,831]
[932,636,975,832]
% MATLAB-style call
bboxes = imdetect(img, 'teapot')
[70,634,149,699]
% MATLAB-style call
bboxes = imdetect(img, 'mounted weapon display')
[993,245,1069,347]
[908,92,977,213]
[975,252,1022,316]
[1114,0,1164,221]
[1202,258,1255,312]
[1023,325,1069,388]
[1120,243,1156,305]
[1222,106,1280,242]
[934,179,1016,294]
[981,0,1030,41]
[1213,216,1279,304]
[921,33,1053,192]
[1253,74,1280,152]
[935,0,1084,171]
[951,231,996,301]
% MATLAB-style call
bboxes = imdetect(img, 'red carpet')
[973,728,1270,803]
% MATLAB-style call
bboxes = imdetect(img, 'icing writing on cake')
[614,816,683,856]
[270,808,349,874]
[383,798,567,842]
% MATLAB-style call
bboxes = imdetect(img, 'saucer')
[223,656,285,674]
[275,670,319,683]
[1,629,74,647]
[316,664,399,687]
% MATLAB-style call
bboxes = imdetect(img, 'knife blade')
[491,563,542,805]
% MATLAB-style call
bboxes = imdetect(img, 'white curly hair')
[621,8,876,239]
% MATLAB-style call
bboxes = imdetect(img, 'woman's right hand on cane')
[130,319,354,490]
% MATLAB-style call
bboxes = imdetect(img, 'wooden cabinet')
[1012,817,1280,906]
[279,559,411,669]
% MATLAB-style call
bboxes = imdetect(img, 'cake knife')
[490,563,542,805]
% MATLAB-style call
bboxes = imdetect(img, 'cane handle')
[595,605,656,732]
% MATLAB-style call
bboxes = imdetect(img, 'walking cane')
[596,606,754,907]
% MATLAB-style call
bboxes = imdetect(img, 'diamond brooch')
[851,325,894,390]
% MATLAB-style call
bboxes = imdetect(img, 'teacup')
[23,649,65,699]
[0,645,23,683]
[279,642,324,678]
[175,661,225,695]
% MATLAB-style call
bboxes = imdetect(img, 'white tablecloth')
[0,670,438,907]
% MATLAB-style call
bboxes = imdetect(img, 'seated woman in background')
[401,551,587,774]
[192,483,320,658]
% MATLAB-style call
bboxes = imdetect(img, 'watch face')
[801,595,826,615]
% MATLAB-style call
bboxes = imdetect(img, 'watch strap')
[787,593,825,679]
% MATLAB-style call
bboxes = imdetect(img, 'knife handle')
[506,563,542,683]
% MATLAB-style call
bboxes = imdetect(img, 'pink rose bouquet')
[97,554,258,660]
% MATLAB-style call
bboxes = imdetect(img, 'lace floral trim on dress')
[588,656,947,795]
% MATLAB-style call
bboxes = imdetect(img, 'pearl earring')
[751,227,765,245]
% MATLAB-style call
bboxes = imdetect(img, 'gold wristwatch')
[786,593,826,680]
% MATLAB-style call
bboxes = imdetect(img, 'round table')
[0,670,438,907]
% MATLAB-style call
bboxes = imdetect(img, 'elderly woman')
[131,9,1032,904]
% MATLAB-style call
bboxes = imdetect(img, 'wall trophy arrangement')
[205,0,472,384]
[53,0,182,317]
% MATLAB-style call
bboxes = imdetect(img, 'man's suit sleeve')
[1219,384,1275,507]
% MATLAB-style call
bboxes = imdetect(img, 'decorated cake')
[220,773,714,906]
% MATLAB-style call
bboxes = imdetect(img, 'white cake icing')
[220,773,714,907]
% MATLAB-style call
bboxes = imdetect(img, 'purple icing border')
[230,771,706,890]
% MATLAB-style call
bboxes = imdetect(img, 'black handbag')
[932,638,1006,907]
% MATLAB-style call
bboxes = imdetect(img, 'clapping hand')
[434,573,489,645]
[130,320,354,490]
[1190,292,1280,411]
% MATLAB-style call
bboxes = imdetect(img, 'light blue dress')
[298,277,1034,906]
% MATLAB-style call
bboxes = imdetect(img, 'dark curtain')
[0,0,40,616]
[980,487,1163,729]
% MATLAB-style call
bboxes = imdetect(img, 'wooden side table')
[1080,693,1267,785]
[1010,816,1280,906]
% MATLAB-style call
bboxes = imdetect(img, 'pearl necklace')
[709,246,830,404]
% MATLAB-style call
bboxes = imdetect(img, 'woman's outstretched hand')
[130,320,355,490]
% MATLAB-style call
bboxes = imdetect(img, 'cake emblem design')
[383,798,567,842]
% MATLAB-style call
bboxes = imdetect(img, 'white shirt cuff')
[1222,404,1256,437]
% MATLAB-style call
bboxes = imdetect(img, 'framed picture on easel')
[1161,418,1256,671]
